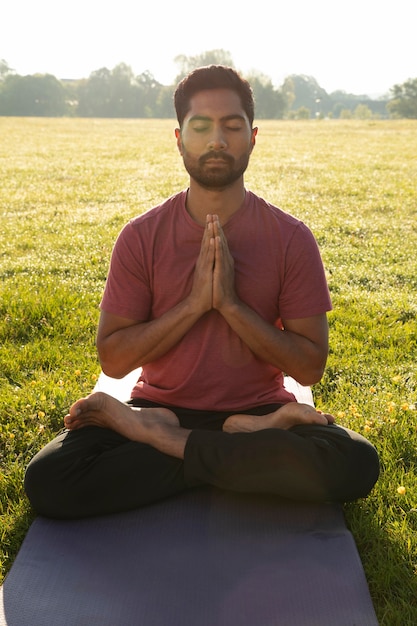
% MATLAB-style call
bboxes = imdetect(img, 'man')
[25,66,379,519]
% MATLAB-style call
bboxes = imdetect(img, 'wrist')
[184,294,211,318]
[216,296,242,319]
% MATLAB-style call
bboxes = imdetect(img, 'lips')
[200,152,233,166]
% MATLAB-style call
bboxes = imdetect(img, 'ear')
[249,126,258,153]
[175,128,183,155]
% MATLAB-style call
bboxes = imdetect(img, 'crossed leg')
[25,392,378,519]
[65,391,335,449]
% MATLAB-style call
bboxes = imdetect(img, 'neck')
[185,179,246,226]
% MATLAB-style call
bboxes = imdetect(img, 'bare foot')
[223,402,335,433]
[64,392,188,458]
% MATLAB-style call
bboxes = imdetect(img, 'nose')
[208,128,227,151]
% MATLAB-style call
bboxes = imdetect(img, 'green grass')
[1,117,417,623]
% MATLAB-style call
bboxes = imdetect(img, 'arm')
[97,219,216,378]
[97,303,204,379]
[212,217,329,386]
[215,304,328,386]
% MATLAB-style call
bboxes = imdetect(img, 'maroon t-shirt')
[101,190,332,411]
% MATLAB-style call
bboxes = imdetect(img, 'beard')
[181,149,251,189]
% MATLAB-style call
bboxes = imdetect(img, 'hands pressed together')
[190,214,238,316]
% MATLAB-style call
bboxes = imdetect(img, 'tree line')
[0,51,416,119]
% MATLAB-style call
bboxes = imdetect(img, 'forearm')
[211,219,328,385]
[98,219,216,379]
[98,299,205,378]
[219,301,327,386]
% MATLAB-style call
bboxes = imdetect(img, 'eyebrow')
[188,114,247,123]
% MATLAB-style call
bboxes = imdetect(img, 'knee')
[24,446,69,518]
[357,440,380,495]
[337,438,380,502]
[24,452,51,515]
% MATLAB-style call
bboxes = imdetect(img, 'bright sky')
[2,0,415,97]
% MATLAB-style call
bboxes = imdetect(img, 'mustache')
[199,151,234,165]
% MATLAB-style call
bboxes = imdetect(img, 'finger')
[316,409,335,425]
[196,221,215,269]
[214,235,225,270]
[323,412,336,424]
[64,413,81,430]
[212,215,226,241]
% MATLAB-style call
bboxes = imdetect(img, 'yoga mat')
[1,488,378,625]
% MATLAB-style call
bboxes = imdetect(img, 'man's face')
[175,89,257,189]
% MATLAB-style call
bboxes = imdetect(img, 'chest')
[149,227,283,321]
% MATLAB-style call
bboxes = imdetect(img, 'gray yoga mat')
[0,488,378,626]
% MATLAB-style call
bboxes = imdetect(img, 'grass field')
[1,117,417,624]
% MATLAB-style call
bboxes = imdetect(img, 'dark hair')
[174,65,255,128]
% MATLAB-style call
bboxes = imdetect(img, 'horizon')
[4,62,395,100]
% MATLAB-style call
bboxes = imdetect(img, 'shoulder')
[245,191,313,239]
[114,191,187,249]
[247,191,298,223]
[128,190,186,230]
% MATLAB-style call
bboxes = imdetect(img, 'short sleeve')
[278,222,332,319]
[100,222,152,321]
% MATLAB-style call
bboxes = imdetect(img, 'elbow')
[97,342,130,380]
[97,343,146,380]
[293,362,326,387]
[298,348,328,386]
[301,370,324,387]
[100,362,127,380]
[98,353,125,379]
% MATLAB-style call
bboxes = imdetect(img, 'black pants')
[24,402,379,519]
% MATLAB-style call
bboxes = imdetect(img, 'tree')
[330,90,388,119]
[154,85,175,118]
[246,72,287,119]
[388,77,417,118]
[281,77,296,112]
[76,67,112,116]
[354,104,372,119]
[283,75,331,117]
[77,64,141,117]
[0,73,67,116]
[0,59,14,80]
[76,65,169,118]
[135,70,164,117]
[294,106,311,120]
[173,50,235,83]
[340,109,352,119]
